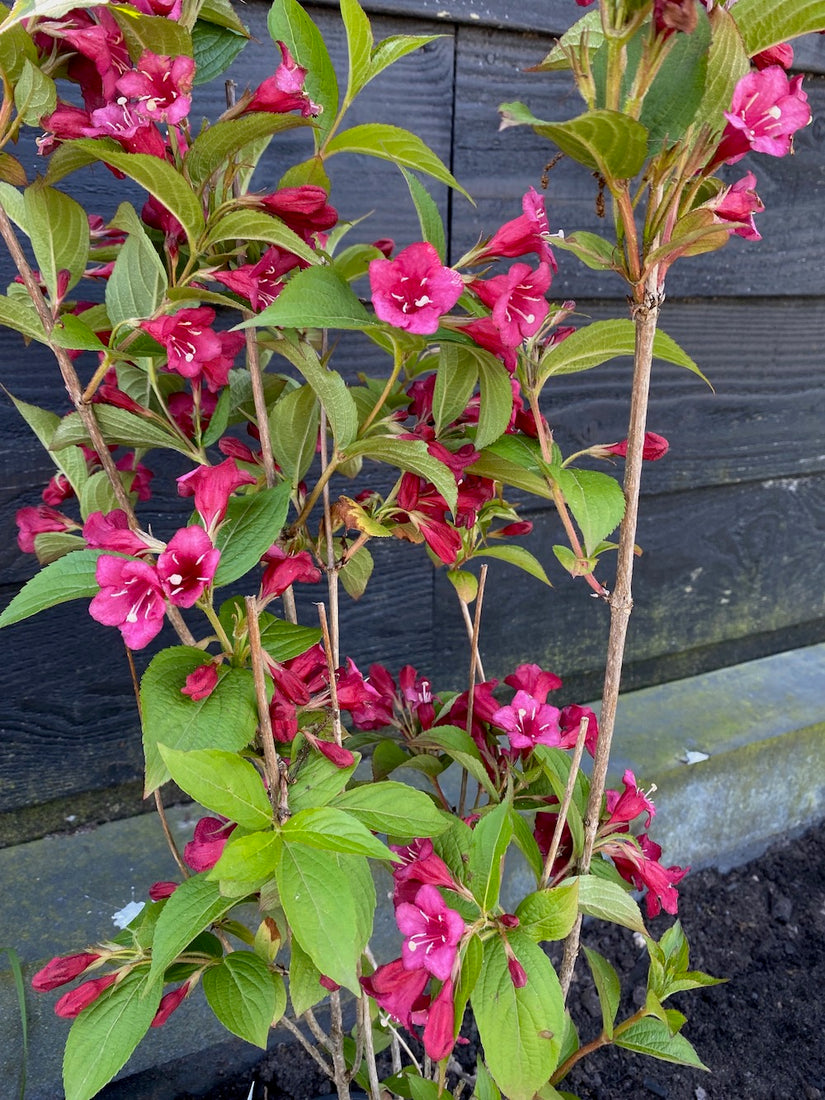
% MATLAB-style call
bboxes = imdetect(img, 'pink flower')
[83,510,151,557]
[360,958,429,1029]
[54,974,117,1018]
[603,431,669,461]
[88,556,166,649]
[177,459,257,534]
[311,738,356,768]
[476,187,557,268]
[604,770,656,830]
[391,839,458,905]
[422,978,456,1061]
[142,308,244,391]
[260,547,322,599]
[504,663,562,703]
[559,704,599,756]
[41,473,74,506]
[15,506,75,554]
[212,247,302,310]
[246,42,321,117]
[471,263,552,347]
[116,52,195,125]
[157,526,220,608]
[752,43,793,72]
[610,834,688,918]
[462,315,518,373]
[708,172,764,241]
[369,242,463,335]
[492,690,561,751]
[259,187,338,243]
[167,390,219,439]
[717,66,810,165]
[183,816,236,872]
[32,952,100,992]
[395,474,462,565]
[151,979,194,1027]
[653,0,698,37]
[181,663,220,701]
[396,884,465,981]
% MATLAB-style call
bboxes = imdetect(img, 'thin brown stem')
[318,405,340,666]
[281,586,298,625]
[458,597,486,681]
[551,1003,650,1084]
[329,990,351,1100]
[245,596,290,823]
[359,991,382,1100]
[246,322,278,488]
[278,1016,335,1079]
[317,602,343,746]
[539,716,588,891]
[459,566,487,817]
[303,1008,334,1052]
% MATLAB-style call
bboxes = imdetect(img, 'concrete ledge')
[1,643,823,1098]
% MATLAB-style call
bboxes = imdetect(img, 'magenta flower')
[471,262,552,347]
[177,458,257,534]
[212,247,302,311]
[260,546,322,599]
[181,663,219,701]
[476,187,557,268]
[88,556,167,649]
[148,881,178,900]
[32,952,101,992]
[183,816,236,872]
[83,510,151,557]
[141,307,243,391]
[610,834,688,917]
[422,978,456,1061]
[717,66,810,165]
[753,43,793,71]
[391,839,458,905]
[15,505,75,554]
[54,974,117,1018]
[151,979,194,1028]
[395,473,462,565]
[708,172,765,241]
[369,242,463,335]
[116,52,194,125]
[157,526,220,607]
[504,663,562,703]
[462,315,518,373]
[259,186,338,243]
[396,884,465,981]
[559,703,599,756]
[602,431,669,461]
[492,690,561,751]
[605,770,657,830]
[246,42,320,117]
[360,957,429,1029]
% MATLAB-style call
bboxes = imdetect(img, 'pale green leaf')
[9,394,87,494]
[243,265,375,333]
[0,549,103,629]
[14,59,56,125]
[148,874,239,985]
[537,318,701,384]
[203,207,318,264]
[269,334,359,449]
[23,181,88,298]
[615,1017,709,1069]
[159,746,273,830]
[474,544,552,587]
[401,167,447,260]
[515,881,580,943]
[283,806,394,860]
[325,124,471,200]
[341,0,372,102]
[109,5,192,61]
[734,0,825,55]
[432,343,477,434]
[203,952,284,1047]
[288,752,359,813]
[213,482,292,587]
[105,202,167,327]
[696,6,750,135]
[49,405,194,457]
[574,874,646,933]
[343,435,458,513]
[186,114,311,190]
[332,782,449,840]
[551,467,625,556]
[468,799,512,912]
[583,946,621,1039]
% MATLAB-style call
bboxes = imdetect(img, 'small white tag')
[681,750,710,765]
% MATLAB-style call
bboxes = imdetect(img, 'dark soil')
[121,823,825,1100]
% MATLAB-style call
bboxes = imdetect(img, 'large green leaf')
[472,933,565,1100]
[474,544,552,587]
[331,782,449,840]
[499,104,648,182]
[186,115,311,191]
[49,404,194,457]
[574,874,646,933]
[282,806,394,859]
[276,843,367,992]
[551,467,625,556]
[538,319,701,384]
[476,348,516,450]
[583,946,621,1040]
[105,202,167,328]
[733,0,825,55]
[325,124,471,199]
[615,1017,708,1069]
[258,613,322,663]
[59,140,205,249]
[0,293,47,343]
[288,751,359,812]
[268,384,320,486]
[267,0,339,145]
[148,874,239,984]
[0,549,103,629]
[14,59,56,126]
[343,435,458,513]
[141,647,259,793]
[213,481,292,587]
[23,181,88,299]
[287,937,324,1016]
[697,6,750,135]
[468,800,513,912]
[269,334,358,449]
[515,881,580,943]
[191,18,248,84]
[159,746,273,830]
[203,207,318,264]
[340,0,372,102]
[245,265,375,333]
[62,969,161,1100]
[639,8,711,149]
[203,952,285,1047]
[432,343,477,436]
[9,395,87,495]
[109,5,192,60]
[210,830,282,896]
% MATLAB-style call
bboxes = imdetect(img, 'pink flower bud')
[148,881,178,901]
[507,956,528,988]
[54,973,117,1017]
[314,740,356,769]
[499,913,520,929]
[181,663,220,701]
[604,432,669,461]
[32,952,100,992]
[319,975,341,992]
[151,979,194,1027]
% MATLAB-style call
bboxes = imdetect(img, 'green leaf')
[499,104,648,181]
[583,946,621,1039]
[283,806,394,860]
[468,799,513,912]
[187,115,311,191]
[191,18,248,84]
[32,531,86,564]
[432,343,477,434]
[475,1059,502,1100]
[210,830,282,896]
[475,544,552,587]
[0,16,37,82]
[509,807,544,884]
[276,843,366,992]
[62,969,161,1100]
[288,936,324,1016]
[325,124,471,200]
[332,782,449,840]
[615,1017,708,1069]
[79,470,122,520]
[551,467,625,556]
[416,724,499,801]
[23,181,88,299]
[343,435,458,514]
[369,33,443,85]
[537,318,700,383]
[0,549,104,629]
[515,881,579,943]
[141,647,259,793]
[203,952,284,1047]
[574,874,646,933]
[339,542,373,599]
[697,6,750,135]
[271,335,359,449]
[734,0,825,55]
[62,139,205,249]
[268,384,320,486]
[401,167,447,260]
[532,10,603,71]
[50,405,193,457]
[213,482,292,587]
[148,874,239,985]
[288,752,359,812]
[258,614,322,663]
[245,265,375,333]
[105,203,167,327]
[639,8,711,149]
[476,349,516,450]
[203,206,318,264]
[109,5,192,61]
[50,313,108,353]
[159,746,273,830]
[553,231,619,272]
[0,293,45,342]
[341,0,372,102]
[196,0,251,36]
[9,395,87,495]
[14,58,56,126]
[472,933,564,1100]
[267,0,338,145]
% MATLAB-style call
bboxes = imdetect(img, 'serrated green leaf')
[475,544,551,587]
[369,32,443,84]
[332,782,449,840]
[79,470,122,519]
[213,482,292,587]
[432,343,477,434]
[267,0,338,145]
[141,647,259,793]
[244,265,375,334]
[499,104,648,181]
[0,293,45,342]
[283,806,394,860]
[583,946,621,1039]
[203,207,318,264]
[288,751,359,812]
[23,181,88,299]
[415,724,499,801]
[639,9,711,149]
[476,348,515,449]
[575,874,646,933]
[187,115,311,191]
[9,395,87,494]
[325,124,471,200]
[553,231,619,272]
[538,318,701,383]
[269,384,320,486]
[203,952,284,1047]
[105,203,167,327]
[734,0,825,55]
[50,405,193,457]
[259,614,322,663]
[401,167,447,260]
[468,799,512,911]
[191,18,248,83]
[109,5,192,61]
[62,969,161,1100]
[615,1017,708,1068]
[339,542,373,599]
[472,933,564,1100]
[0,15,36,81]
[697,6,750,135]
[0,549,105,629]
[159,746,273,829]
[552,467,625,556]
[344,435,458,514]
[14,58,56,125]
[515,881,579,943]
[50,313,108,352]
[288,935,324,1016]
[0,181,27,232]
[532,10,603,71]
[148,874,239,985]
[210,830,282,896]
[32,531,86,564]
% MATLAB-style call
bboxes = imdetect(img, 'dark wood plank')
[451,27,825,298]
[311,0,574,35]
